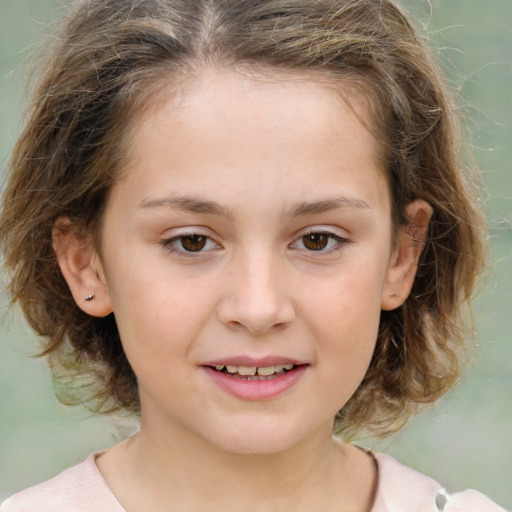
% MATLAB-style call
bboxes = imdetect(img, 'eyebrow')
[140,196,231,217]
[291,197,370,216]
[140,194,370,217]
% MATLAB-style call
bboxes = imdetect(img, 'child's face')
[94,70,401,453]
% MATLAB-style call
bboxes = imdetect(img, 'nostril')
[215,277,296,333]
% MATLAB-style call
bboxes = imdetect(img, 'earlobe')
[52,217,113,317]
[381,200,433,311]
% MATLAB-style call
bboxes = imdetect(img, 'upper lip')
[201,356,307,367]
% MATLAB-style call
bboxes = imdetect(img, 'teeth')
[213,364,296,376]
[256,366,275,376]
[238,366,257,376]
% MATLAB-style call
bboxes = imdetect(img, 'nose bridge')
[217,244,295,334]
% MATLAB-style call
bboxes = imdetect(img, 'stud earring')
[85,293,96,302]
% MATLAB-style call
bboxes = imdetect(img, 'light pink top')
[1,453,506,511]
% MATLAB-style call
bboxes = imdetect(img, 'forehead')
[110,68,390,217]
[121,66,385,167]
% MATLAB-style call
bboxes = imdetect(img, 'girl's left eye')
[160,234,220,254]
[291,231,347,253]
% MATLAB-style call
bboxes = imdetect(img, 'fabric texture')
[1,452,507,512]
[371,454,506,512]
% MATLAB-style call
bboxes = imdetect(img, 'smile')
[212,363,296,378]
[202,363,308,400]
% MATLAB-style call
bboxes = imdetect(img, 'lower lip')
[203,365,308,401]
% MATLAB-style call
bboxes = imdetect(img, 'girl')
[0,0,507,510]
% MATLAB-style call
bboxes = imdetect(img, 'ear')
[52,217,113,317]
[381,200,433,311]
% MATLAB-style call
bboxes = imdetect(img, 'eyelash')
[159,232,221,256]
[159,229,349,257]
[290,230,349,255]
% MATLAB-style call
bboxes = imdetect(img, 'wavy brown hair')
[0,0,485,437]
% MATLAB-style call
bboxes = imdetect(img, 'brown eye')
[180,235,207,252]
[161,232,220,256]
[302,233,330,251]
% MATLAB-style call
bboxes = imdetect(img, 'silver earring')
[85,293,96,302]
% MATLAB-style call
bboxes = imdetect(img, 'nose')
[216,251,296,335]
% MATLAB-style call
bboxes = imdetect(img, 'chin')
[201,416,320,456]
[216,436,297,456]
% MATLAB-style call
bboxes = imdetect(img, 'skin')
[54,69,431,512]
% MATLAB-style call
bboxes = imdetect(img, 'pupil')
[182,235,207,252]
[303,233,328,251]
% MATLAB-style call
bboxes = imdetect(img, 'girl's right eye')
[160,234,221,255]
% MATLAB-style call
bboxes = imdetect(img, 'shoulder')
[372,453,507,512]
[0,454,124,512]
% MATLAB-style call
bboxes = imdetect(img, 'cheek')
[307,260,385,331]
[107,267,219,363]
[303,258,386,370]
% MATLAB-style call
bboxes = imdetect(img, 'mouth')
[207,363,301,379]
[201,360,308,400]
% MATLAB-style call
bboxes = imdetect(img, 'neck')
[98,417,375,512]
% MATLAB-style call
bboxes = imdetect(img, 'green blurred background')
[0,0,510,507]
